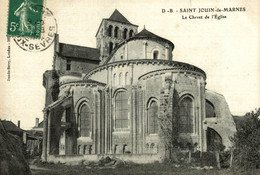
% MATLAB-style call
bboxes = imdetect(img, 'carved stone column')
[47,110,51,158]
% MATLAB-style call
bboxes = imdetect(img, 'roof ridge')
[108,9,132,25]
[59,43,98,50]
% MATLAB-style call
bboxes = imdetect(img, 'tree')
[232,108,260,169]
[158,79,180,161]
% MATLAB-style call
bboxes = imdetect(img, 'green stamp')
[7,0,44,39]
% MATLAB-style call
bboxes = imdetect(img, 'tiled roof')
[58,43,100,61]
[45,96,72,110]
[60,79,107,87]
[84,79,106,85]
[1,120,23,133]
[108,9,132,25]
[38,121,43,127]
[133,28,174,48]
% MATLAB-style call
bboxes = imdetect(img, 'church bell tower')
[95,9,138,64]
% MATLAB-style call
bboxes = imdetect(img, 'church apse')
[41,9,236,163]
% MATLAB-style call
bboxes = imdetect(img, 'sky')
[0,0,259,129]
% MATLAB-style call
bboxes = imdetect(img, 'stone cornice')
[84,59,206,80]
[138,67,206,81]
[60,80,106,89]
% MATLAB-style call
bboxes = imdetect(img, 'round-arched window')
[153,50,159,59]
[148,100,159,134]
[79,104,91,137]
[179,97,194,133]
[115,91,128,128]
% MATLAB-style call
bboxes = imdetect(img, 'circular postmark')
[13,6,57,52]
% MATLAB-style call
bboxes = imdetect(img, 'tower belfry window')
[108,25,113,37]
[66,59,71,71]
[123,29,128,39]
[129,30,133,37]
[114,27,119,38]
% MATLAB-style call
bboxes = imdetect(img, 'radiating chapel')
[42,10,236,162]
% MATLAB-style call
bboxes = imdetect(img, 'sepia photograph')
[0,0,259,174]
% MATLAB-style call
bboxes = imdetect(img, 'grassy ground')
[30,162,260,175]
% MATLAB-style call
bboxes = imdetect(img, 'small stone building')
[41,10,236,163]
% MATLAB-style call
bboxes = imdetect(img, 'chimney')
[35,118,39,127]
[17,120,20,128]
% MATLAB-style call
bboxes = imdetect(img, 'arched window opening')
[113,73,116,86]
[115,43,118,48]
[83,145,87,155]
[123,144,127,154]
[88,145,92,154]
[114,27,119,38]
[66,59,71,71]
[123,28,128,39]
[108,25,113,37]
[179,97,194,133]
[78,145,81,154]
[129,30,133,37]
[80,104,91,137]
[109,42,113,54]
[207,128,223,151]
[119,73,122,85]
[206,100,216,118]
[153,50,159,59]
[125,72,129,85]
[114,144,118,154]
[148,100,159,134]
[115,91,128,129]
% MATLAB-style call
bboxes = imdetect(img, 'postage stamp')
[7,0,44,39]
[13,7,57,52]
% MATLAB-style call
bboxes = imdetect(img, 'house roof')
[38,121,43,127]
[1,120,23,133]
[108,9,132,25]
[132,28,174,49]
[59,79,106,87]
[45,96,72,110]
[58,43,100,61]
[84,79,106,86]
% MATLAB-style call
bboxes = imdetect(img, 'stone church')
[41,10,236,163]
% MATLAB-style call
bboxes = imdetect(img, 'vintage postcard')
[0,0,259,174]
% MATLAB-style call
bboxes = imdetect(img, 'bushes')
[232,108,260,169]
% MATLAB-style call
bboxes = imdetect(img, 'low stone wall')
[47,154,162,165]
[105,154,163,164]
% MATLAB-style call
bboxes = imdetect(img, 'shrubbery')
[232,108,260,169]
